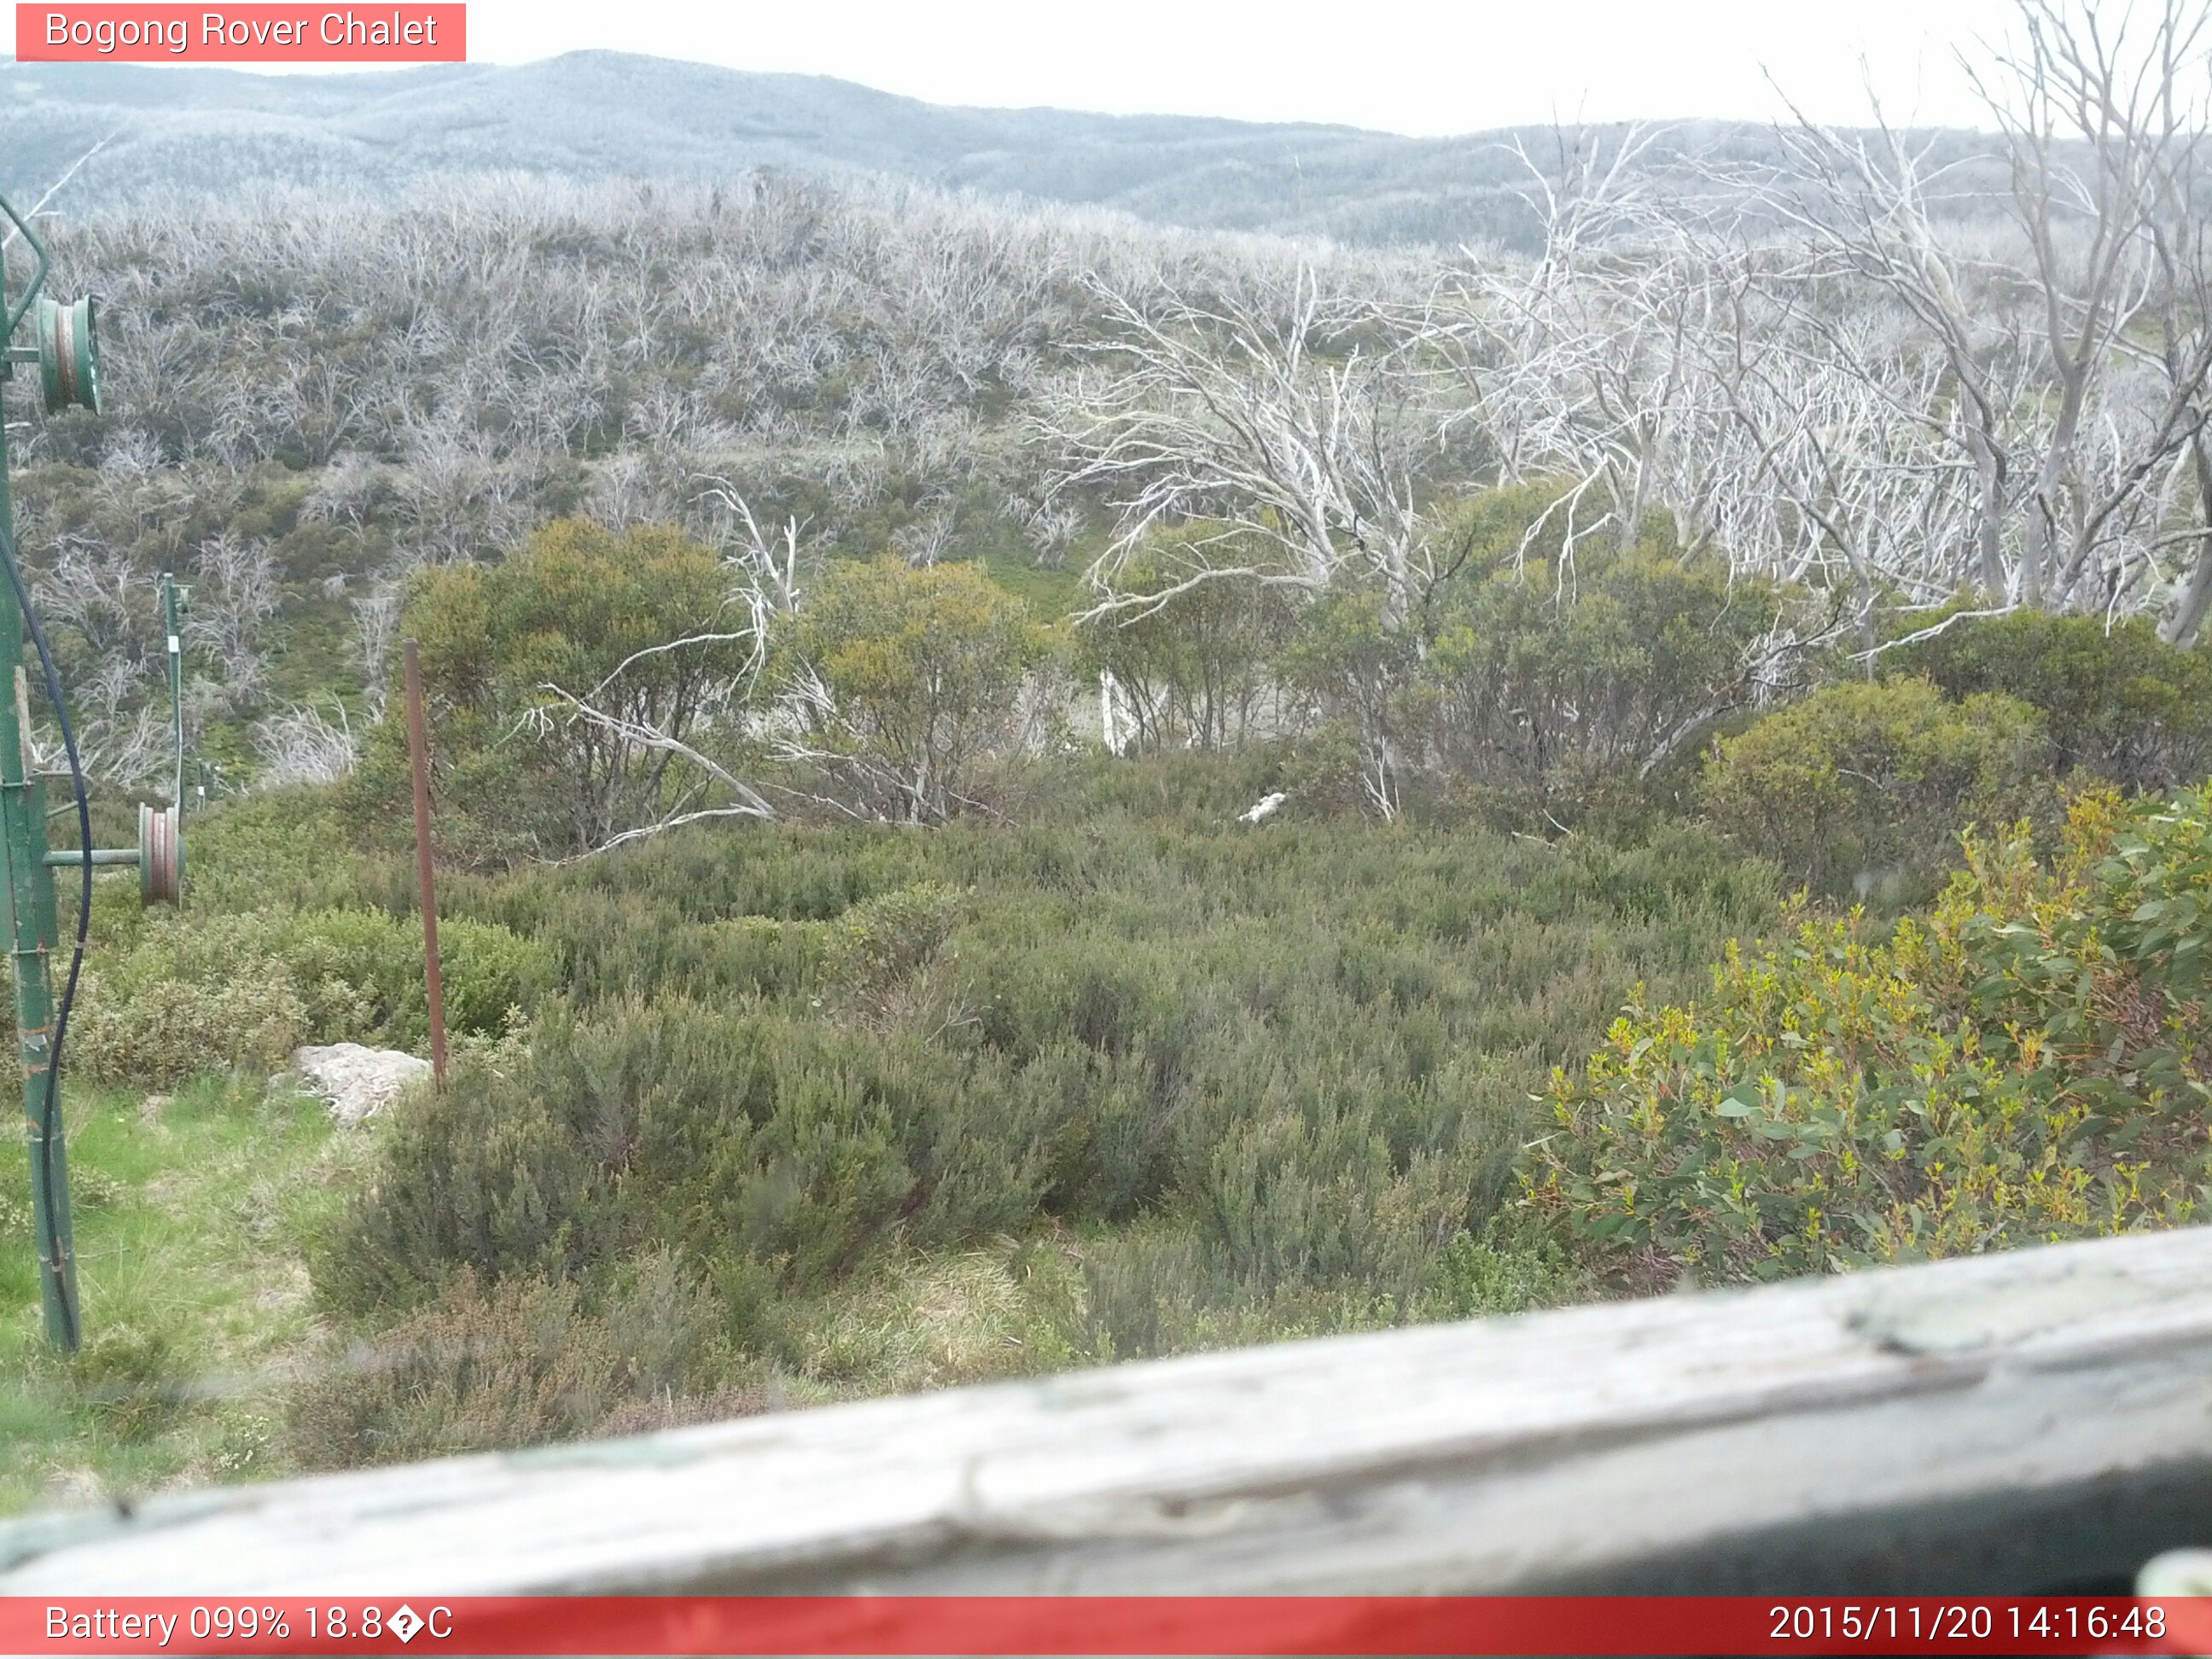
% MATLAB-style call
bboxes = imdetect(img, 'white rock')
[292,1043,433,1126]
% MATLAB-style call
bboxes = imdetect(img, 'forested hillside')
[0,52,2017,247]
[7,1,2212,1511]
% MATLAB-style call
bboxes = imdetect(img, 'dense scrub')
[14,484,2212,1505]
[275,760,1772,1458]
[31,520,2212,1481]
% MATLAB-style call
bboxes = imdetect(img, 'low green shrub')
[71,921,310,1086]
[1056,1216,1556,1364]
[317,997,1068,1313]
[1698,678,2048,899]
[286,1254,743,1470]
[278,909,550,1049]
[169,787,392,915]
[1412,1224,1588,1322]
[1529,787,2212,1290]
[821,881,968,1002]
[1900,610,2212,794]
[321,802,1774,1342]
[71,905,548,1086]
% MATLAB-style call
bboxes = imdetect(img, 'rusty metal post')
[403,639,448,1089]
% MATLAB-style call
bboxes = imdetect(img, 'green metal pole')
[0,371,75,1350]
[162,573,183,813]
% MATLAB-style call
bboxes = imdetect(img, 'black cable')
[0,511,86,1350]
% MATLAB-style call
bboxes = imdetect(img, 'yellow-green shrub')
[782,556,1054,823]
[358,519,760,864]
[1529,788,2212,1289]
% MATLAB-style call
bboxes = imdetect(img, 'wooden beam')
[8,1227,2212,1593]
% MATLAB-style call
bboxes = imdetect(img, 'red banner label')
[15,5,464,61]
[2,1597,2209,1656]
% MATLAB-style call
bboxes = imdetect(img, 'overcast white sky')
[9,1,2025,132]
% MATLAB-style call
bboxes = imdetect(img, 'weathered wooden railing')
[6,1227,2212,1594]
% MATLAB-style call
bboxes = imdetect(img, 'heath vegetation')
[6,0,2212,1510]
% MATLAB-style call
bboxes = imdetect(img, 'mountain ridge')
[0,49,2000,247]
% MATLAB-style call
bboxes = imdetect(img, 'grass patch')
[0,1077,358,1513]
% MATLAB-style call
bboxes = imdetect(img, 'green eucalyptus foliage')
[1529,788,2212,1290]
[1697,678,2050,899]
[1899,609,2212,793]
[358,518,756,864]
[1266,486,1815,814]
[1278,589,1421,814]
[1407,492,1805,799]
[1080,527,1303,752]
[782,556,1055,823]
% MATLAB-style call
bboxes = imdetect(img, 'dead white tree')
[253,701,359,787]
[532,686,777,857]
[893,494,959,568]
[1975,0,2212,615]
[1420,125,1703,566]
[186,532,280,707]
[1046,267,1433,624]
[352,585,401,706]
[696,477,810,614]
[1734,1,2212,627]
[1689,253,1992,643]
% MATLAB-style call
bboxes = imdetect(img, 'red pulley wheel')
[138,802,181,905]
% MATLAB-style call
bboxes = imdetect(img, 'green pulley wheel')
[37,295,99,416]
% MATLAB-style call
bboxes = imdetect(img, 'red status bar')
[4,1596,2209,1656]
